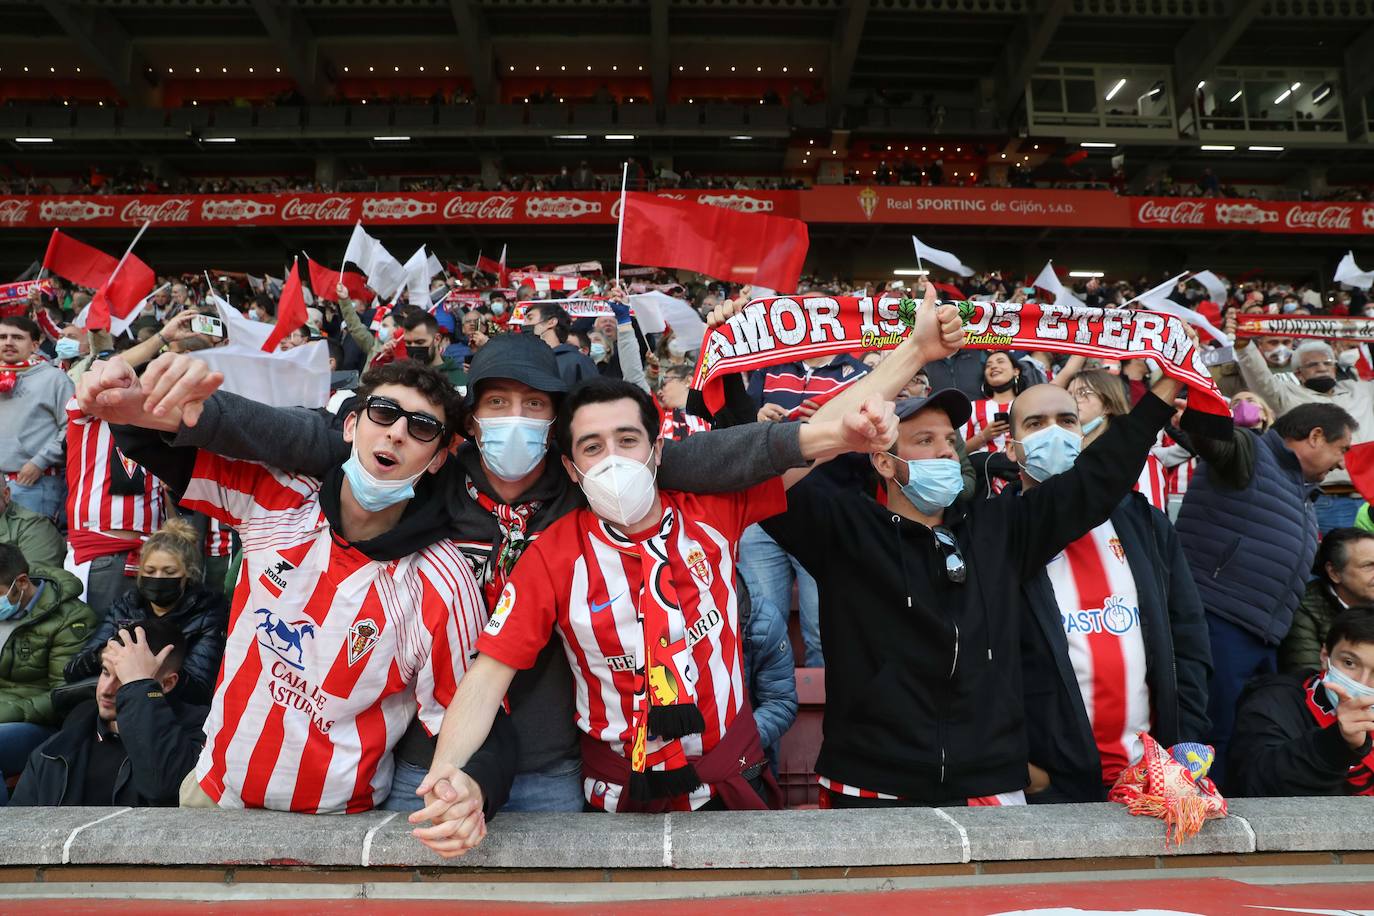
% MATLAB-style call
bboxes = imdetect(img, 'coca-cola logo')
[120,198,193,224]
[361,197,437,220]
[0,199,32,225]
[281,196,353,222]
[1284,205,1352,231]
[697,194,774,214]
[39,199,115,222]
[442,195,516,221]
[1364,208,1374,230]
[200,199,277,222]
[525,197,602,220]
[1215,202,1277,226]
[1135,199,1206,226]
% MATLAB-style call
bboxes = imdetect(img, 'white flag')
[1032,260,1084,308]
[188,291,330,408]
[1190,270,1229,306]
[1335,252,1374,291]
[1129,272,1229,346]
[631,291,700,344]
[402,246,436,307]
[912,236,974,277]
[342,223,406,300]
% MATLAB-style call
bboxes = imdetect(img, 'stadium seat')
[777,667,825,808]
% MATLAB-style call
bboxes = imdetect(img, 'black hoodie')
[764,393,1174,802]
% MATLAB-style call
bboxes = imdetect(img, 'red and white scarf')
[1237,314,1374,341]
[691,297,1232,433]
[0,357,41,396]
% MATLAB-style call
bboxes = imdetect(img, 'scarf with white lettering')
[691,296,1233,436]
[600,508,704,801]
[1237,314,1374,342]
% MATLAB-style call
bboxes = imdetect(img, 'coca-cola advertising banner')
[0,189,1369,234]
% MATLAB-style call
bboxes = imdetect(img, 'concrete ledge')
[2,800,1372,871]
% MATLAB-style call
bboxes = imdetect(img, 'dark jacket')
[551,342,599,388]
[1279,580,1346,674]
[1175,426,1318,645]
[136,388,808,778]
[1021,493,1212,803]
[9,681,208,806]
[764,392,1175,802]
[919,350,987,402]
[65,583,229,707]
[1229,669,1373,797]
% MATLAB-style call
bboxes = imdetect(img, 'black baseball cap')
[894,388,972,429]
[462,331,568,414]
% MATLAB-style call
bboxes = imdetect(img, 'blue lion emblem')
[254,608,316,670]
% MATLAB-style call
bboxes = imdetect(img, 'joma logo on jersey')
[258,559,295,598]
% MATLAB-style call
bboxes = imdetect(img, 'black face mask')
[405,344,434,363]
[1304,376,1337,394]
[138,576,185,608]
[987,378,1017,394]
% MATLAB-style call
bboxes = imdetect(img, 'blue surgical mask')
[1323,661,1374,710]
[0,579,25,621]
[590,342,608,362]
[1014,425,1083,482]
[54,338,81,360]
[341,443,435,512]
[477,416,552,481]
[892,456,964,515]
[1081,415,1105,436]
[491,302,506,316]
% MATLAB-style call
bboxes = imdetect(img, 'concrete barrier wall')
[2,798,1373,872]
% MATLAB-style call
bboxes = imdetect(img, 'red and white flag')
[42,229,156,333]
[263,261,307,353]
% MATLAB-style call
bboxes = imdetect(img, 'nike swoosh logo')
[590,592,624,613]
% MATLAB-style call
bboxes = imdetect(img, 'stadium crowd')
[2,258,1374,859]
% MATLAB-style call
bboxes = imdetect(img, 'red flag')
[930,280,965,300]
[263,261,307,353]
[476,244,509,287]
[307,257,371,302]
[1346,442,1374,506]
[44,230,155,332]
[619,194,808,291]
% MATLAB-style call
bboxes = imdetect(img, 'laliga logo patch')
[347,618,380,666]
[685,546,712,586]
[485,582,516,635]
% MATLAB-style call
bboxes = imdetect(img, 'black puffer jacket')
[64,583,229,706]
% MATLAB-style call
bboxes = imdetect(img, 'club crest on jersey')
[485,582,516,636]
[347,618,380,666]
[254,608,315,670]
[258,559,296,598]
[1108,537,1126,563]
[685,546,712,586]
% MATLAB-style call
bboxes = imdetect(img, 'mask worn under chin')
[576,453,658,527]
[477,416,553,481]
[893,456,964,515]
[1080,415,1105,436]
[1266,345,1293,367]
[405,344,434,364]
[1323,662,1374,711]
[1015,425,1083,482]
[138,575,185,608]
[342,443,436,512]
[986,378,1017,394]
[1304,375,1337,393]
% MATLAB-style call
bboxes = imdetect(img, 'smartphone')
[189,314,225,338]
[1021,287,1036,295]
[994,411,1010,424]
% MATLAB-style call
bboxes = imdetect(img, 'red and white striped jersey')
[65,400,163,550]
[477,481,786,811]
[180,452,487,814]
[963,398,1013,455]
[659,408,711,442]
[205,516,235,558]
[1132,453,1169,513]
[815,775,1025,807]
[1046,520,1150,786]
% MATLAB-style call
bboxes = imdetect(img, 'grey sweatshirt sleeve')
[29,370,74,470]
[658,420,805,494]
[616,323,649,394]
[170,390,348,478]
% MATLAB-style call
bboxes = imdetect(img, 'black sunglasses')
[363,396,445,443]
[932,526,966,585]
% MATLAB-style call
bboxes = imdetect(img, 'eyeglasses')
[1071,387,1101,403]
[363,396,445,443]
[932,526,966,585]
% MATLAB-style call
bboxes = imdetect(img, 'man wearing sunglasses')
[751,282,1187,809]
[77,358,515,815]
[77,331,816,817]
